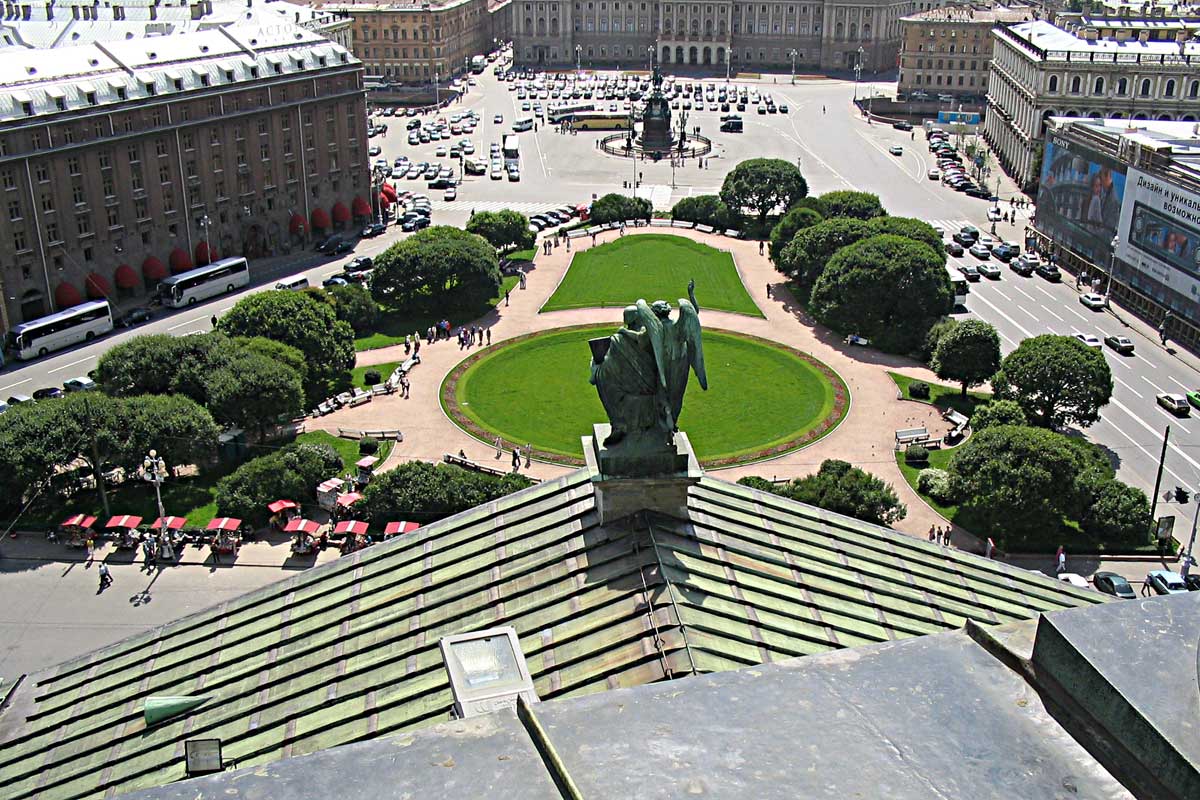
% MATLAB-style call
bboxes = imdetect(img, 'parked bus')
[6,299,113,360]
[158,256,251,308]
[947,264,968,309]
[547,103,595,124]
[364,75,387,91]
[570,112,630,131]
[470,55,487,74]
[502,135,520,167]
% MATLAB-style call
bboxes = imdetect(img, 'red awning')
[106,514,143,529]
[169,247,193,274]
[332,201,351,223]
[55,282,83,309]
[355,456,379,470]
[267,499,298,514]
[380,183,398,201]
[85,272,112,299]
[283,518,320,534]
[142,256,168,282]
[206,517,242,532]
[195,241,216,266]
[352,196,372,216]
[311,208,331,230]
[113,264,138,290]
[333,519,368,536]
[335,492,363,507]
[384,521,420,536]
[62,514,98,529]
[152,516,188,530]
[378,193,392,209]
[289,213,307,235]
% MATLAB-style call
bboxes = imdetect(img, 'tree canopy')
[719,158,808,222]
[370,225,502,309]
[1083,481,1152,547]
[809,234,953,354]
[218,290,355,386]
[205,352,305,437]
[465,209,536,252]
[739,459,906,526]
[590,193,652,224]
[775,217,873,300]
[867,216,944,256]
[326,284,380,335]
[815,190,886,220]
[768,205,824,264]
[671,195,737,230]
[992,335,1113,429]
[931,319,1001,397]
[215,441,344,527]
[360,461,533,525]
[969,399,1027,430]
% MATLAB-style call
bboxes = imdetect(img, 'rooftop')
[0,466,1103,800]
[1002,18,1200,56]
[902,3,1037,25]
[1049,117,1200,175]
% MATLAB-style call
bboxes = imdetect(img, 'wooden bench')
[895,427,930,448]
[443,453,540,481]
[650,218,672,227]
[943,409,970,432]
[695,224,715,233]
[724,229,742,238]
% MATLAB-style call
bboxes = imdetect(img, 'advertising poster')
[1036,134,1127,263]
[1116,168,1200,311]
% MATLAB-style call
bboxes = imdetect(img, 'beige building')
[897,3,1035,99]
[0,10,368,330]
[510,0,913,73]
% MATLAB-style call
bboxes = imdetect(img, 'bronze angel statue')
[589,280,707,446]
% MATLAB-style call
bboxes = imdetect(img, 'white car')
[888,145,903,156]
[987,207,1003,222]
[490,166,504,180]
[1079,293,1108,310]
[444,187,457,201]
[435,145,447,157]
[1074,333,1102,349]
[928,169,941,180]
[63,376,97,392]
[494,113,503,124]
[1057,573,1091,589]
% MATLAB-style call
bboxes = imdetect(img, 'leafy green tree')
[948,425,1112,547]
[810,235,953,354]
[121,394,219,474]
[371,226,502,309]
[768,206,824,263]
[95,335,183,396]
[0,394,98,506]
[326,284,380,335]
[719,158,808,222]
[590,193,652,224]
[205,353,304,438]
[931,319,1001,397]
[775,217,872,299]
[218,290,355,386]
[233,337,308,386]
[816,190,886,220]
[920,317,958,363]
[466,209,536,252]
[168,331,238,406]
[214,441,344,527]
[867,216,944,256]
[671,195,737,229]
[992,335,1113,429]
[738,460,906,526]
[361,461,532,524]
[1083,481,1151,546]
[970,399,1027,431]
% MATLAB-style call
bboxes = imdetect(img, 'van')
[275,275,310,291]
[512,117,534,132]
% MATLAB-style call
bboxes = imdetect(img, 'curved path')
[315,228,976,549]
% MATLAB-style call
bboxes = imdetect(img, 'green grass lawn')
[348,361,401,389]
[888,371,991,417]
[354,274,520,351]
[506,247,537,262]
[894,448,959,520]
[541,235,762,317]
[296,429,393,467]
[446,326,842,464]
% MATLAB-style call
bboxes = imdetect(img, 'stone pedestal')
[583,424,702,525]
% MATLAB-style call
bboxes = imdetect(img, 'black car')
[952,231,977,246]
[346,256,373,273]
[32,387,64,400]
[361,222,386,238]
[406,119,421,129]
[315,235,343,254]
[945,242,964,257]
[1035,262,1061,281]
[1185,574,1200,591]
[332,240,354,255]
[892,121,913,131]
[964,187,990,199]
[991,244,1017,262]
[322,275,349,288]
[401,215,430,231]
[117,307,153,328]
[427,177,454,190]
[1093,571,1137,599]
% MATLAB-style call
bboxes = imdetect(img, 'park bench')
[671,220,693,229]
[895,427,930,448]
[942,408,970,432]
[650,218,672,227]
[444,452,540,482]
[695,224,715,233]
[724,229,742,238]
[567,228,589,239]
[348,389,372,408]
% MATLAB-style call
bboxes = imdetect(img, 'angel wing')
[635,299,667,390]
[676,298,707,391]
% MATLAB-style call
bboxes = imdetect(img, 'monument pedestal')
[583,424,702,525]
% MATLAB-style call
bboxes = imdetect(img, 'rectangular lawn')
[541,234,762,316]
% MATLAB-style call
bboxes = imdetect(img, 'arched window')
[550,17,559,35]
[1116,77,1128,95]
[835,22,843,39]
[1139,78,1151,97]
[1069,75,1080,93]
[524,16,532,30]
[536,17,546,35]
[1190,80,1200,99]
[1164,79,1176,98]
[849,23,857,39]
[1093,77,1104,95]
[1048,75,1058,92]
[863,23,871,38]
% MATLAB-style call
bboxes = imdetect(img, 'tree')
[671,195,737,229]
[371,226,502,309]
[204,353,304,438]
[738,460,906,526]
[970,399,1027,431]
[361,461,532,524]
[809,235,953,354]
[121,394,219,474]
[920,317,958,364]
[326,284,380,335]
[992,335,1113,429]
[214,441,344,527]
[95,335,184,397]
[1083,481,1152,547]
[768,205,824,264]
[168,331,239,407]
[816,190,886,220]
[719,158,808,223]
[948,425,1111,547]
[867,216,944,256]
[931,319,1001,397]
[218,290,355,386]
[233,337,308,386]
[590,193,652,224]
[466,209,535,252]
[775,217,872,300]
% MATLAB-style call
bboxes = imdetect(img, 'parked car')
[1074,333,1102,349]
[1057,573,1091,589]
[345,256,373,273]
[1145,569,1188,595]
[117,307,153,328]
[1156,392,1191,416]
[958,263,981,281]
[1187,389,1200,409]
[888,145,903,156]
[1010,255,1036,276]
[63,376,97,392]
[1104,335,1135,354]
[361,222,387,238]
[332,240,354,255]
[315,235,343,254]
[444,187,458,201]
[1079,292,1108,310]
[1093,571,1137,599]
[927,169,941,180]
[969,243,991,259]
[401,215,430,231]
[991,243,1018,262]
[32,386,64,400]
[977,262,1001,279]
[945,241,964,257]
[1034,262,1061,281]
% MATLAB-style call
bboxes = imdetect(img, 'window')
[103,175,115,197]
[67,157,81,176]
[159,164,171,183]
[1117,77,1128,95]
[1165,79,1175,98]
[107,206,120,228]
[14,228,27,251]
[1094,77,1104,95]
[135,197,148,219]
[1140,78,1151,97]
[45,221,60,243]
[7,199,21,220]
[1190,80,1200,99]
[155,138,168,157]
[1048,75,1058,92]
[72,184,86,205]
[1,169,13,189]
[77,214,92,236]
[1069,76,1080,94]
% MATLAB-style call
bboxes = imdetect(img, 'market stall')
[59,514,98,547]
[267,499,299,531]
[206,517,242,555]
[333,519,370,554]
[383,520,420,540]
[285,518,324,555]
[355,457,378,487]
[317,478,347,512]
[106,514,144,549]
[151,515,188,561]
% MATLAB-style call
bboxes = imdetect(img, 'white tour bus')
[158,257,251,308]
[6,299,114,360]
[947,264,969,309]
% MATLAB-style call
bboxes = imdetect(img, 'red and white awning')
[62,514,98,529]
[283,518,321,535]
[151,516,187,530]
[267,499,298,514]
[333,520,368,536]
[106,514,143,529]
[335,492,364,507]
[206,517,242,532]
[384,521,420,536]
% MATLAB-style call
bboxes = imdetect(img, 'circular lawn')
[441,324,848,467]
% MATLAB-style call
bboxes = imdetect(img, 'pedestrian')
[86,535,95,559]
[1055,546,1067,574]
[211,315,218,328]
[565,236,570,251]
[758,240,764,256]
[511,448,521,471]
[486,327,492,345]
[414,337,420,356]
[495,436,502,459]
[928,525,936,542]
[765,283,771,297]
[985,537,995,559]
[935,527,943,546]
[404,334,411,355]
[525,443,532,468]
[505,289,510,306]
[401,375,410,398]
[822,105,826,113]
[98,562,112,591]
[591,232,597,246]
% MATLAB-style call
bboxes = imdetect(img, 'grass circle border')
[439,324,850,469]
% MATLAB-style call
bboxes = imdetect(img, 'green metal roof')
[0,470,1105,800]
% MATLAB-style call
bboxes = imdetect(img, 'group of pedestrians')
[927,525,954,547]
[458,325,492,349]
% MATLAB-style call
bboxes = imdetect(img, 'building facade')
[897,4,1034,100]
[985,18,1200,188]
[0,21,369,331]
[509,0,913,72]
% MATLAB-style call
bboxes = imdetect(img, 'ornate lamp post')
[143,449,168,551]
[576,44,582,76]
[198,214,212,264]
[853,46,865,102]
[788,49,798,84]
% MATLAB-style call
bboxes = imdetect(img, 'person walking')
[97,562,112,591]
[495,436,503,459]
[211,315,218,329]
[401,375,411,398]
[511,448,521,472]
[1055,546,1067,574]
[758,241,765,256]
[928,525,936,542]
[413,337,420,356]
[486,328,492,345]
[505,290,510,306]
[935,528,943,546]
[86,535,95,560]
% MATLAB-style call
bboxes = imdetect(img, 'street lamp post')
[647,46,655,72]
[434,69,440,107]
[854,46,865,102]
[198,214,211,264]
[1182,491,1200,579]
[1107,234,1119,297]
[576,44,582,76]
[788,49,798,85]
[143,449,168,554]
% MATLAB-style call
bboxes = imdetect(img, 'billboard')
[1036,134,1127,264]
[1115,168,1200,312]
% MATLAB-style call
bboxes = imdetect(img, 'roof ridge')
[645,514,700,678]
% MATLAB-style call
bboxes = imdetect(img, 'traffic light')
[1174,486,1190,503]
